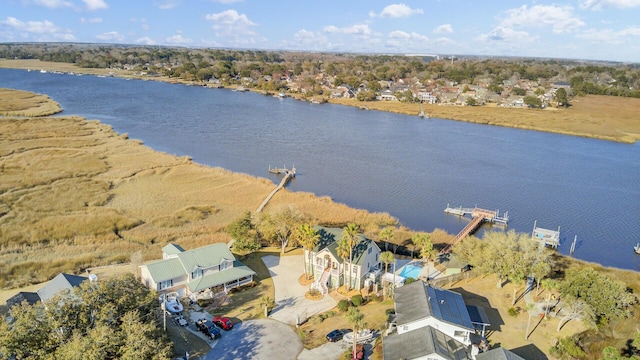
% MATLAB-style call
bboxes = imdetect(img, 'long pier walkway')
[441,205,509,253]
[256,166,296,213]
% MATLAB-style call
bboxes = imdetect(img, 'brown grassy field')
[330,96,640,143]
[0,88,62,117]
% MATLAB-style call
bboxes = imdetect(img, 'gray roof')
[383,325,470,360]
[37,273,88,302]
[394,280,474,330]
[476,348,525,360]
[6,292,41,308]
[313,226,373,266]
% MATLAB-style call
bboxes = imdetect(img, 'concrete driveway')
[201,319,302,360]
[261,255,336,325]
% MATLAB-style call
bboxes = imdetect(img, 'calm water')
[2,69,639,271]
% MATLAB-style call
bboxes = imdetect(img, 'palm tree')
[379,227,395,251]
[336,237,351,292]
[412,232,436,263]
[295,223,320,280]
[379,251,395,300]
[345,307,365,358]
[342,223,359,291]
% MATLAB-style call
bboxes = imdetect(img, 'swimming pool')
[399,263,422,279]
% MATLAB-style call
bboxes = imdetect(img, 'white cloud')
[80,17,103,23]
[157,0,181,10]
[166,34,193,44]
[82,0,108,11]
[388,30,428,42]
[371,3,423,18]
[577,26,640,43]
[283,29,330,51]
[324,24,371,36]
[96,31,123,41]
[210,0,243,3]
[580,0,640,10]
[433,24,453,34]
[135,36,156,45]
[500,5,584,33]
[478,26,536,43]
[205,10,265,46]
[0,16,75,41]
[32,0,73,8]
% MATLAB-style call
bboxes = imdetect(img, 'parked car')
[352,343,364,360]
[213,315,233,330]
[326,329,345,342]
[196,318,221,340]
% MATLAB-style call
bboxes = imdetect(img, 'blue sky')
[1,0,640,62]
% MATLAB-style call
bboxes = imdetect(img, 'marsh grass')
[331,95,640,143]
[0,88,62,117]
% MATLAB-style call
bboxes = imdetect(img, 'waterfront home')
[139,243,255,299]
[306,226,382,294]
[6,273,89,309]
[384,280,494,359]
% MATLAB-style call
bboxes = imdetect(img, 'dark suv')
[196,318,221,340]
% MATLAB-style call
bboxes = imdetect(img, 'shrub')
[325,310,336,318]
[404,277,417,285]
[311,315,324,325]
[385,308,395,315]
[351,294,364,307]
[507,307,520,317]
[197,298,213,308]
[308,288,321,298]
[337,299,350,312]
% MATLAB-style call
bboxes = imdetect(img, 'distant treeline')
[1,42,639,98]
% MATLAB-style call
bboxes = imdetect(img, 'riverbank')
[1,59,639,144]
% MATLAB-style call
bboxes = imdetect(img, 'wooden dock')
[256,166,296,213]
[532,220,560,248]
[441,204,509,253]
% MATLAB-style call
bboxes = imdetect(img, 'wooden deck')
[441,205,509,253]
[256,166,296,213]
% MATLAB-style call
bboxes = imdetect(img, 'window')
[191,269,203,279]
[159,279,173,290]
[352,266,357,274]
[220,259,233,270]
[367,246,372,254]
[376,253,379,262]
[454,330,467,338]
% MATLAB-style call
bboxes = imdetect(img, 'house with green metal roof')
[306,226,382,295]
[139,243,255,298]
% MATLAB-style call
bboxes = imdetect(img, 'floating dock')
[441,204,509,253]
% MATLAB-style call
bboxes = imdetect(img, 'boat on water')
[161,292,184,314]
[634,243,640,254]
[343,329,374,344]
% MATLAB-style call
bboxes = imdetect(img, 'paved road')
[200,319,303,360]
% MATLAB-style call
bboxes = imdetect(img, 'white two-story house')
[139,243,255,299]
[383,280,521,360]
[305,226,381,294]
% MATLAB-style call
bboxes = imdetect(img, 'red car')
[212,315,233,330]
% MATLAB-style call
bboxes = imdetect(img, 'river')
[1,68,639,271]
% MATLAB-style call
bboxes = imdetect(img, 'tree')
[558,267,635,328]
[555,87,569,107]
[295,223,320,280]
[512,87,526,96]
[0,274,171,359]
[258,206,305,253]
[466,97,477,106]
[227,211,260,252]
[412,232,436,263]
[336,237,351,293]
[378,227,395,251]
[341,223,360,291]
[523,95,542,108]
[345,307,366,358]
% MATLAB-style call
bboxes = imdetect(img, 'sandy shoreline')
[1,58,639,144]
